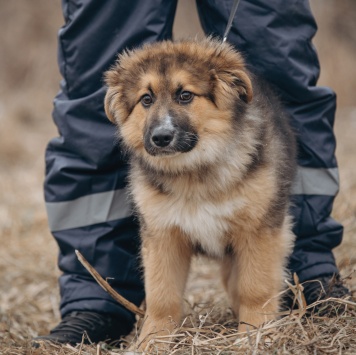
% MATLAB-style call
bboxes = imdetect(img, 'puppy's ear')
[212,68,253,104]
[230,70,253,103]
[104,69,120,123]
[104,86,118,123]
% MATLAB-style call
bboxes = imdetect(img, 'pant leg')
[196,0,343,282]
[45,0,178,329]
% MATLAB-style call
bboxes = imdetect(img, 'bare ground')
[0,1,355,354]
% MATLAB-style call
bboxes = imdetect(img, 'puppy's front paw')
[135,317,177,352]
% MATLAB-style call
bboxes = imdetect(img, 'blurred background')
[0,0,355,350]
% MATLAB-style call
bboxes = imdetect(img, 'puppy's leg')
[137,227,191,351]
[229,224,293,332]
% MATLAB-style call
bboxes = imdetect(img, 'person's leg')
[40,0,178,344]
[196,0,347,299]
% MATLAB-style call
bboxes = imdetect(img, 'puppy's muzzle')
[144,117,198,156]
[151,127,175,148]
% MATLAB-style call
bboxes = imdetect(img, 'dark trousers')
[45,0,342,328]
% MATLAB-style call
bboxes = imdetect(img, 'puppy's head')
[104,38,253,171]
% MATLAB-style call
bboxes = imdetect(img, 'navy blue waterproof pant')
[45,0,343,330]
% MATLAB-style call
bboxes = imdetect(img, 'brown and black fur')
[104,38,297,350]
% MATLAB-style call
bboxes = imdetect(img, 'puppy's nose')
[151,127,175,147]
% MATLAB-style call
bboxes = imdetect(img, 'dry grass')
[0,1,355,354]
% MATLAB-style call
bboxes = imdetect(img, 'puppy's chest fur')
[131,166,251,257]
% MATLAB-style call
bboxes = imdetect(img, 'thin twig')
[75,249,145,318]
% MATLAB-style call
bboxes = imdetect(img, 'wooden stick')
[75,250,145,318]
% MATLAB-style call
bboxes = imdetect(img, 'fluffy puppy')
[104,38,296,350]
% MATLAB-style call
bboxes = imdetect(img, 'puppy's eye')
[141,94,153,107]
[179,91,194,104]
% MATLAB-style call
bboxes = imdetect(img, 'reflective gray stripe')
[46,167,339,232]
[292,167,339,196]
[46,189,133,232]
